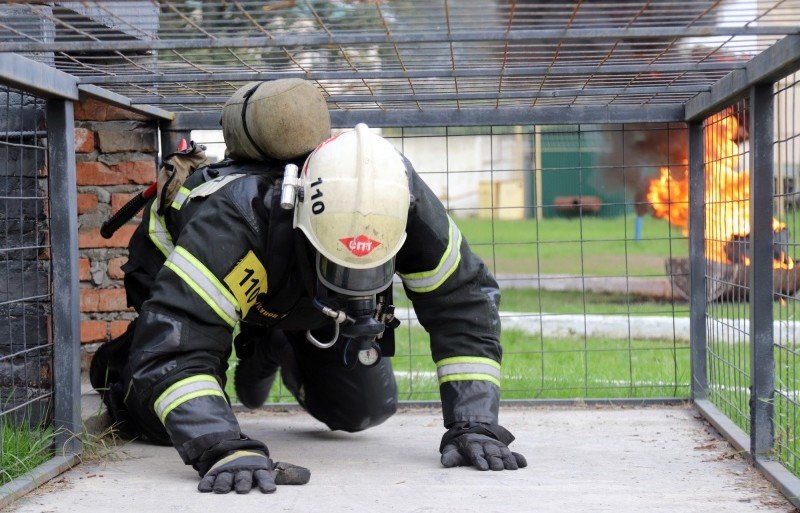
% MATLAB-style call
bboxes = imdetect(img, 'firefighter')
[90,79,526,495]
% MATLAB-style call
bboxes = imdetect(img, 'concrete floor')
[7,403,798,513]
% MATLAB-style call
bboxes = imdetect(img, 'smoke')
[596,124,688,216]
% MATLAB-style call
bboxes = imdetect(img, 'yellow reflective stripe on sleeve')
[436,356,501,386]
[436,356,501,369]
[148,200,174,258]
[154,375,225,424]
[439,373,501,387]
[398,216,462,293]
[170,186,192,211]
[164,246,240,327]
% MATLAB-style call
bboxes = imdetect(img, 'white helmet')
[293,124,410,295]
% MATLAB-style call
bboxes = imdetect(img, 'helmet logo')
[340,235,381,257]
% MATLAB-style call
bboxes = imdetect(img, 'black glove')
[440,422,527,471]
[198,450,311,494]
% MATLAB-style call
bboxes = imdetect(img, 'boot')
[89,320,136,394]
[234,340,280,409]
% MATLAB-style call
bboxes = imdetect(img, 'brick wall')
[74,97,158,370]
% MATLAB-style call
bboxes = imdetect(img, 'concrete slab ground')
[7,404,798,513]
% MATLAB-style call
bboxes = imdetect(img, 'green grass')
[226,326,691,403]
[704,342,800,479]
[397,285,799,321]
[392,327,690,400]
[454,216,687,276]
[394,287,689,317]
[0,419,54,486]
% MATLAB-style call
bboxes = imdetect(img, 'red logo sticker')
[340,235,381,257]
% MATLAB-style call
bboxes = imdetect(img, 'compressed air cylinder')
[220,78,331,161]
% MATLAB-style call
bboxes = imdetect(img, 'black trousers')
[251,329,399,433]
[101,323,399,444]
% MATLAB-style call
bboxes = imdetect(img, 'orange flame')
[646,107,793,270]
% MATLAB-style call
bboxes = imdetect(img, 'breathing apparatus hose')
[305,298,353,349]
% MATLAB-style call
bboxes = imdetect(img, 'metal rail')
[4,26,798,53]
[686,35,800,121]
[172,104,685,130]
[79,61,738,85]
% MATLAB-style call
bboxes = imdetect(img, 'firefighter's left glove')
[198,450,311,494]
[440,422,527,471]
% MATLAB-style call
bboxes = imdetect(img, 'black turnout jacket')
[121,157,503,475]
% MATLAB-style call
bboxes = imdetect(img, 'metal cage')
[1,0,800,507]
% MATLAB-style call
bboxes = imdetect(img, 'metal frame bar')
[0,454,81,510]
[132,85,709,106]
[235,397,689,413]
[78,84,174,121]
[0,53,78,101]
[5,26,797,53]
[695,399,800,509]
[686,35,800,121]
[80,61,736,85]
[688,119,707,400]
[748,82,775,457]
[47,98,82,455]
[172,105,684,130]
[159,121,191,157]
[0,53,171,120]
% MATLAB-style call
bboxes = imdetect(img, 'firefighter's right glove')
[439,422,527,471]
[198,450,311,494]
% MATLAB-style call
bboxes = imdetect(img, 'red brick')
[111,192,138,215]
[74,128,95,153]
[110,320,131,339]
[79,224,137,249]
[110,160,156,185]
[74,97,148,122]
[80,288,130,313]
[80,320,107,343]
[79,258,91,281]
[107,256,127,280]
[76,161,119,186]
[77,193,98,214]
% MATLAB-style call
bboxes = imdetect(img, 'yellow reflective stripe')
[174,246,239,312]
[436,356,501,370]
[154,375,218,409]
[170,186,192,211]
[164,259,238,328]
[160,390,225,424]
[187,174,245,199]
[153,375,225,423]
[148,200,174,257]
[439,373,501,387]
[208,450,267,472]
[398,216,462,293]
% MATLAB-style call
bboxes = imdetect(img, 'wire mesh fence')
[3,1,799,115]
[703,100,753,435]
[195,122,690,403]
[773,71,800,475]
[0,84,54,485]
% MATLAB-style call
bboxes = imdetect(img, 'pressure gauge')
[357,346,381,367]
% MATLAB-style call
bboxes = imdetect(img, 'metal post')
[159,120,192,158]
[749,83,775,457]
[689,120,708,400]
[533,126,543,222]
[47,99,81,455]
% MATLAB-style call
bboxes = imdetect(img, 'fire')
[646,107,794,270]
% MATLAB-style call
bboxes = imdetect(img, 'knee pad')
[320,392,398,433]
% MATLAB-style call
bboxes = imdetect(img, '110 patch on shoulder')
[224,250,268,318]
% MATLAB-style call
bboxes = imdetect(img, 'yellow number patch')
[224,251,268,318]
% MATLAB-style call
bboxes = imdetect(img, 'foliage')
[0,418,54,486]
